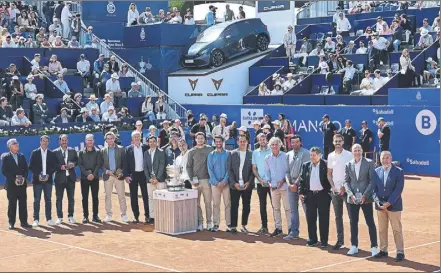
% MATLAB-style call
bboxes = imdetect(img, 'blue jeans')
[393,39,401,52]
[33,182,53,221]
[288,189,303,237]
[144,111,155,122]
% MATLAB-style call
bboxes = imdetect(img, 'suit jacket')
[1,152,28,190]
[28,148,56,184]
[52,115,72,124]
[359,128,373,152]
[123,144,149,178]
[32,103,49,124]
[0,105,13,121]
[75,115,94,123]
[372,165,404,211]
[53,147,78,183]
[228,149,255,190]
[344,157,375,204]
[299,159,331,195]
[101,145,125,181]
[144,148,166,182]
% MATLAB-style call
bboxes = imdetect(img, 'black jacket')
[0,105,13,121]
[299,159,330,195]
[123,144,149,178]
[28,148,56,184]
[1,152,28,190]
[75,115,94,123]
[53,147,78,183]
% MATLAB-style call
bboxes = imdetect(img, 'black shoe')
[395,253,405,262]
[332,241,344,250]
[82,218,90,224]
[133,218,140,224]
[240,226,249,233]
[92,216,101,223]
[212,225,219,232]
[320,242,329,249]
[257,227,269,234]
[374,251,389,258]
[270,228,283,237]
[230,228,238,234]
[8,224,15,230]
[306,240,320,247]
[20,223,31,228]
[148,218,155,225]
[288,228,291,235]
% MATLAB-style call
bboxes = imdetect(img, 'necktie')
[221,126,224,136]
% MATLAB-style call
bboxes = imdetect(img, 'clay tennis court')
[0,175,439,272]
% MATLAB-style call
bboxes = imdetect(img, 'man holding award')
[78,134,102,224]
[144,135,167,225]
[53,134,78,225]
[29,135,56,227]
[2,139,30,230]
[101,132,127,223]
[344,144,378,256]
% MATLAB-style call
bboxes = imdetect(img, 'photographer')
[184,8,194,25]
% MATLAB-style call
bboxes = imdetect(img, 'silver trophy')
[139,56,146,73]
[166,161,185,191]
[355,189,363,204]
[15,175,25,186]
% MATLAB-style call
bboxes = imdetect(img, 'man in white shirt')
[371,33,390,67]
[106,73,124,107]
[11,108,31,127]
[100,94,113,114]
[327,134,353,250]
[339,60,357,94]
[49,18,63,37]
[324,37,336,53]
[373,69,389,90]
[211,117,229,145]
[356,41,367,54]
[102,106,119,122]
[283,25,296,63]
[61,2,72,39]
[336,12,352,36]
[2,35,16,48]
[77,54,91,88]
[375,17,388,34]
[282,73,296,91]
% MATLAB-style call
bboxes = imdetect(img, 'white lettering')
[406,158,430,166]
[372,109,394,115]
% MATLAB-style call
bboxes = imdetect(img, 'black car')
[182,18,270,68]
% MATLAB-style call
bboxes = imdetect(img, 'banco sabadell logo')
[415,109,437,135]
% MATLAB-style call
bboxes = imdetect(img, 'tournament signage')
[257,1,290,13]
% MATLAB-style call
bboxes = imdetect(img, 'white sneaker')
[371,246,379,256]
[56,218,63,225]
[197,224,203,231]
[206,223,213,231]
[103,216,112,223]
[121,215,129,223]
[47,219,55,226]
[68,217,76,224]
[347,246,359,255]
[32,220,39,227]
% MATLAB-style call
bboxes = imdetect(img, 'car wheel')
[256,35,269,51]
[210,50,224,68]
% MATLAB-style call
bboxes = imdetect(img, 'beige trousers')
[195,179,213,226]
[271,188,291,230]
[377,209,404,254]
[104,176,127,218]
[147,182,167,218]
[211,184,231,226]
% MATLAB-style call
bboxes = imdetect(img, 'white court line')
[1,247,71,260]
[0,230,182,272]
[300,240,440,272]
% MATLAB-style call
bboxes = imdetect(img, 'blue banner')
[388,88,440,106]
[257,1,290,13]
[83,20,126,49]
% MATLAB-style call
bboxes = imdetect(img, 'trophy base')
[166,179,185,192]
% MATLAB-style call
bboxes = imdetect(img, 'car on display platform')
[181,18,270,68]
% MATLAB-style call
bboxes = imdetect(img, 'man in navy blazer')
[29,135,57,227]
[1,139,30,230]
[372,151,405,262]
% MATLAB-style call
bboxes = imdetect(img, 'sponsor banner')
[168,54,266,104]
[83,20,126,49]
[240,108,264,128]
[388,88,440,106]
[257,1,291,13]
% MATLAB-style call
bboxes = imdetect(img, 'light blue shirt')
[264,151,289,190]
[207,149,229,185]
[206,11,215,25]
[383,166,391,187]
[54,80,70,94]
[252,147,271,181]
[339,66,357,81]
[89,114,100,122]
[108,147,116,172]
[100,101,113,114]
[128,89,142,98]
[11,115,30,126]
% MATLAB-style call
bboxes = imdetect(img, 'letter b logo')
[415,110,437,135]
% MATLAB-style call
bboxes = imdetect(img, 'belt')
[309,190,324,194]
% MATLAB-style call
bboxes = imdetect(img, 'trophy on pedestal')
[166,161,185,192]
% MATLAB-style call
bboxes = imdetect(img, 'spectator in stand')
[48,29,57,44]
[258,82,269,96]
[51,107,72,124]
[84,26,94,48]
[399,48,420,87]
[93,54,105,79]
[270,83,283,95]
[106,73,124,107]
[283,25,296,63]
[170,8,182,24]
[107,55,120,74]
[238,6,245,19]
[71,14,82,41]
[0,97,13,125]
[319,56,329,74]
[68,36,80,48]
[327,54,338,72]
[89,107,100,122]
[76,54,91,88]
[54,75,70,94]
[119,63,134,77]
[356,41,367,54]
[2,35,15,47]
[417,28,433,49]
[86,94,100,114]
[190,115,212,146]
[156,9,166,22]
[138,7,154,24]
[390,19,403,52]
[423,58,439,84]
[35,27,45,46]
[25,37,37,48]
[344,41,356,54]
[421,18,433,32]
[400,14,412,44]
[371,33,389,69]
[119,107,134,123]
[41,37,51,48]
[32,94,49,124]
[127,3,139,26]
[141,96,155,121]
[379,24,392,35]
[324,37,336,53]
[432,15,440,32]
[336,12,351,37]
[128,82,142,97]
[309,44,325,56]
[102,106,119,122]
[351,70,376,96]
[61,2,72,39]
[187,113,197,127]
[49,18,62,37]
[336,55,347,71]
[376,17,388,33]
[24,75,37,100]
[100,94,113,114]
[155,95,168,119]
[52,35,64,48]
[282,73,296,91]
[373,69,389,90]
[54,1,64,22]
[75,108,93,123]
[158,120,170,148]
[9,76,23,110]
[364,26,373,37]
[43,1,55,28]
[11,25,22,39]
[48,55,67,76]
[295,37,312,66]
[73,93,85,116]
[205,5,216,25]
[16,36,26,48]
[11,108,31,126]
[99,64,111,97]
[8,3,19,32]
[16,10,30,31]
[184,8,195,25]
[339,60,357,94]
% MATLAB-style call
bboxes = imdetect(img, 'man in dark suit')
[359,120,373,158]
[299,147,332,248]
[101,132,127,223]
[339,119,356,151]
[75,108,94,123]
[321,114,337,159]
[53,134,78,224]
[123,131,150,224]
[78,134,102,224]
[344,144,378,256]
[228,135,254,234]
[29,135,56,227]
[51,107,73,124]
[372,151,405,262]
[1,139,30,229]
[144,135,167,224]
[376,117,390,164]
[32,94,49,124]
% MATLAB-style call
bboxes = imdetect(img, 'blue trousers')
[33,182,53,221]
[288,188,306,237]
